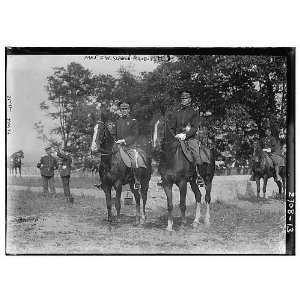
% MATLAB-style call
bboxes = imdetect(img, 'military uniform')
[262,135,285,167]
[168,106,210,165]
[112,116,147,169]
[57,151,73,202]
[37,153,58,195]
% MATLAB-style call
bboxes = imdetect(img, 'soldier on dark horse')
[9,150,24,176]
[250,127,286,199]
[153,91,215,231]
[91,102,152,225]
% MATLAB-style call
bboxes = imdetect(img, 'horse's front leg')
[256,178,260,200]
[263,176,268,199]
[163,182,174,231]
[103,185,113,222]
[114,181,122,222]
[190,179,202,227]
[204,179,212,227]
[177,180,187,228]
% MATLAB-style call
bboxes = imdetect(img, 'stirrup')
[94,183,102,190]
[134,182,141,190]
[196,176,204,187]
[157,180,163,187]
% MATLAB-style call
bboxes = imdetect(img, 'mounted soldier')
[250,127,285,182]
[91,101,152,225]
[168,91,210,186]
[93,101,148,190]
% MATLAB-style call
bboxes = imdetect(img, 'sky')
[7,55,157,162]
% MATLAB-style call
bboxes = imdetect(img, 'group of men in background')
[37,146,73,203]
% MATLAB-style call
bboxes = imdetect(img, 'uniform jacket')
[168,106,199,139]
[37,155,58,177]
[262,135,281,155]
[112,116,138,146]
[57,152,72,177]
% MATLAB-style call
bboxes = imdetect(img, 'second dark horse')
[153,117,215,231]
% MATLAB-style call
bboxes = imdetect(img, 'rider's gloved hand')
[116,139,126,145]
[175,133,186,141]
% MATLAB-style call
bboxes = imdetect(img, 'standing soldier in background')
[37,146,58,197]
[54,146,74,203]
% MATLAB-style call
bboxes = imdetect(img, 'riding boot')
[196,165,204,187]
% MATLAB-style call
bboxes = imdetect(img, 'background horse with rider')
[8,150,24,176]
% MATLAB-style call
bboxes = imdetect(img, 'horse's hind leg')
[114,181,122,222]
[163,183,174,231]
[204,179,212,227]
[177,180,187,227]
[130,182,141,225]
[103,186,113,222]
[140,180,149,225]
[190,179,202,227]
[263,176,268,199]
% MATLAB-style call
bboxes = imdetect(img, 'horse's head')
[252,141,263,166]
[153,118,166,151]
[91,121,113,152]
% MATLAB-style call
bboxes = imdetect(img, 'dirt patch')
[6,182,285,254]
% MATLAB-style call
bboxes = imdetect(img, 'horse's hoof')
[192,221,200,228]
[165,226,174,232]
[140,218,146,225]
[204,220,210,227]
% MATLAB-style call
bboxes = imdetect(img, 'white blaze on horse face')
[91,124,99,151]
[153,120,160,147]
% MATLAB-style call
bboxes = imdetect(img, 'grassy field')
[6,174,286,254]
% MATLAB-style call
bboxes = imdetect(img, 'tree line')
[34,55,287,162]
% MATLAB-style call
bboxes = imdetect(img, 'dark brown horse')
[153,116,215,231]
[251,142,286,200]
[91,121,152,225]
[9,150,24,176]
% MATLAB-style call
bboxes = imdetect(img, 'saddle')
[179,140,211,164]
[179,141,193,162]
[119,146,148,169]
[262,152,274,168]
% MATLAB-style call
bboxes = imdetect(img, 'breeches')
[61,175,71,197]
[42,176,56,194]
